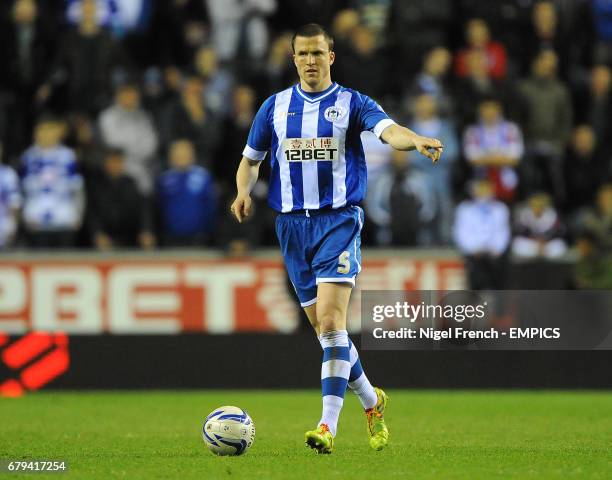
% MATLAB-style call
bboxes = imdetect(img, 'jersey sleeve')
[242,95,275,161]
[357,94,396,139]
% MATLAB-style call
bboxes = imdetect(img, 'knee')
[318,306,344,333]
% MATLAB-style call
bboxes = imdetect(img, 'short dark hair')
[116,82,140,93]
[291,23,334,53]
[36,112,62,126]
[478,93,503,105]
[103,147,125,159]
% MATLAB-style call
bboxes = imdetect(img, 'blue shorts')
[275,206,364,307]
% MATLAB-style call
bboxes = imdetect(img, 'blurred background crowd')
[0,0,611,287]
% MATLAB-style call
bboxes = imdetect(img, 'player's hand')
[413,136,444,164]
[230,195,253,223]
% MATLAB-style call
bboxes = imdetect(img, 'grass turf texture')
[1,391,611,479]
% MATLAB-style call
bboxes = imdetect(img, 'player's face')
[293,35,335,91]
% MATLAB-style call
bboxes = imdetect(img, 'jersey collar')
[295,82,339,103]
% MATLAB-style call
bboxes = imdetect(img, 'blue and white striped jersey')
[20,145,84,230]
[243,83,395,213]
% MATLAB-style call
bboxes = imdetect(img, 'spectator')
[218,85,259,191]
[517,49,573,203]
[454,178,511,289]
[387,149,429,247]
[455,50,508,128]
[67,113,101,219]
[573,65,612,151]
[160,75,220,166]
[65,0,153,35]
[355,0,391,38]
[265,32,296,94]
[98,82,159,195]
[361,130,393,244]
[331,9,360,60]
[0,0,56,159]
[573,230,612,289]
[463,97,524,202]
[407,94,459,244]
[512,192,567,259]
[458,0,532,72]
[194,45,235,118]
[591,0,612,65]
[563,125,608,217]
[362,130,393,183]
[334,25,389,101]
[194,45,234,118]
[366,150,431,246]
[144,0,208,68]
[20,115,84,248]
[87,149,155,250]
[69,113,100,172]
[455,18,507,80]
[389,0,454,76]
[0,143,21,248]
[157,139,217,246]
[216,184,267,255]
[36,0,130,114]
[525,1,570,78]
[579,183,612,254]
[88,148,155,250]
[205,0,277,64]
[140,67,168,128]
[404,47,454,120]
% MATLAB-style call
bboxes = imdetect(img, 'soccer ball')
[202,406,255,456]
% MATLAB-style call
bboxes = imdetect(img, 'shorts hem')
[300,297,317,307]
[316,277,356,286]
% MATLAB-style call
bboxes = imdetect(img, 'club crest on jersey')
[324,106,345,122]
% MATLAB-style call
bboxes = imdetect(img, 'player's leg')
[308,207,388,450]
[275,213,340,453]
[346,338,377,409]
[304,305,378,411]
[316,282,352,434]
[303,304,319,335]
[315,283,388,450]
[305,282,351,453]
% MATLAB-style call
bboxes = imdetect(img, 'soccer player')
[231,23,443,453]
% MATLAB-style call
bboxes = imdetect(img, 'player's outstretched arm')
[380,124,444,163]
[231,156,261,223]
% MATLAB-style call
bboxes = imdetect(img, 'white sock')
[347,339,378,410]
[319,395,343,437]
[318,330,350,437]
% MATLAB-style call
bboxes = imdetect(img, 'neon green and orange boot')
[366,387,389,451]
[305,423,334,454]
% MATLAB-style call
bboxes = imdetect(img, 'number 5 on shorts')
[337,251,350,274]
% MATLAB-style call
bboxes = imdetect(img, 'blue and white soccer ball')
[202,406,256,456]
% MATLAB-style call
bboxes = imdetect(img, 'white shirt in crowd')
[454,197,511,256]
[99,105,158,194]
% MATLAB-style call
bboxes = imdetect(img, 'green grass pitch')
[1,390,611,479]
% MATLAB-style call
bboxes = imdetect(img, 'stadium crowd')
[0,0,611,286]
